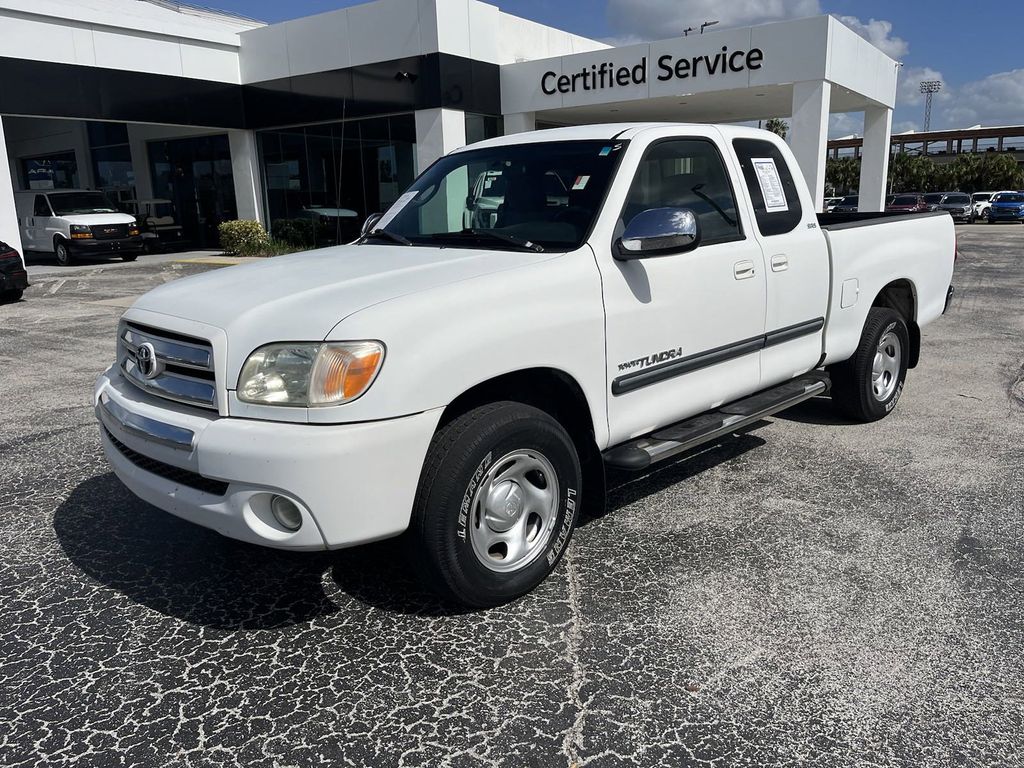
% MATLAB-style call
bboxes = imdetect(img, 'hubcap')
[468,450,559,573]
[871,330,902,401]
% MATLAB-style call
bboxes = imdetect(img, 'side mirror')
[361,212,383,236]
[614,207,700,260]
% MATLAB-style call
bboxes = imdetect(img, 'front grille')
[91,223,129,240]
[104,427,229,496]
[119,322,218,410]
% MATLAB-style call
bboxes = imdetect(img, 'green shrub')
[218,219,270,256]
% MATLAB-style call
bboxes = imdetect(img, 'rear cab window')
[731,138,803,236]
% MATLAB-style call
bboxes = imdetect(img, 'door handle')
[733,260,756,280]
[771,254,789,272]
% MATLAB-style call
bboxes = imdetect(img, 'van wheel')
[54,239,73,266]
[122,254,139,262]
[408,402,582,608]
[829,307,909,422]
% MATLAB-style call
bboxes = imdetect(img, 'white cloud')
[833,15,908,59]
[606,0,821,40]
[942,69,1024,128]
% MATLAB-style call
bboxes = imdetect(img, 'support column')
[858,105,892,212]
[0,117,20,253]
[228,130,264,223]
[414,108,467,232]
[126,124,154,202]
[789,81,831,212]
[414,108,466,174]
[503,112,536,135]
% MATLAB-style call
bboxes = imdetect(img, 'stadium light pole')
[919,80,942,132]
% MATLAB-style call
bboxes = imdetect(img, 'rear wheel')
[829,307,909,422]
[408,402,582,608]
[1,289,22,303]
[121,254,139,262]
[54,239,73,266]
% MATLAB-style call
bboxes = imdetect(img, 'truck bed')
[819,210,956,366]
[817,210,950,229]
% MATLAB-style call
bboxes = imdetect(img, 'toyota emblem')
[135,342,160,379]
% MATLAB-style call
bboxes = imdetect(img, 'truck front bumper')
[94,366,442,550]
[70,236,144,256]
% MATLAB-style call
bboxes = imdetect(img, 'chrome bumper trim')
[97,395,195,451]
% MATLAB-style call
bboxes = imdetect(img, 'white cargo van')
[14,189,143,266]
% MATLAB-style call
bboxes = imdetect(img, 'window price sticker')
[751,158,788,212]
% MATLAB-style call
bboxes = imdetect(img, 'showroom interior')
[0,0,898,253]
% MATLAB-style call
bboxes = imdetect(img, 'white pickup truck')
[94,123,956,607]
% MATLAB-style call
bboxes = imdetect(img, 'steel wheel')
[55,241,71,266]
[871,331,902,402]
[468,449,559,573]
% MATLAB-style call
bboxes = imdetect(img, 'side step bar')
[602,372,830,471]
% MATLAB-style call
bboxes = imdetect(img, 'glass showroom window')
[258,114,417,249]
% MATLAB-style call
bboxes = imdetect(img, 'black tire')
[1,289,23,303]
[829,307,910,422]
[54,239,73,266]
[408,402,582,608]
[121,254,139,262]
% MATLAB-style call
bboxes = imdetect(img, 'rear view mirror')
[615,207,700,260]
[361,212,383,236]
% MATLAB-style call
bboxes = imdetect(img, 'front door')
[599,136,767,445]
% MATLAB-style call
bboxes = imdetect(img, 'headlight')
[237,341,384,406]
[70,224,93,239]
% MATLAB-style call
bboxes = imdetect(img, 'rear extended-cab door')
[730,136,829,387]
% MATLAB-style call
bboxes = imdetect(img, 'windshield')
[994,193,1024,203]
[840,196,858,205]
[972,193,991,202]
[48,192,118,215]
[892,196,918,205]
[367,140,628,251]
[923,194,943,204]
[945,194,969,204]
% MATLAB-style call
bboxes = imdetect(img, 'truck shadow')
[772,395,861,426]
[54,428,773,625]
[53,474,341,630]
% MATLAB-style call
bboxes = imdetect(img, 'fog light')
[270,495,303,531]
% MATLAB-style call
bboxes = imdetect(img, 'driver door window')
[621,139,743,245]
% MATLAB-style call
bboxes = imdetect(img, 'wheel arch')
[439,367,607,516]
[872,278,920,368]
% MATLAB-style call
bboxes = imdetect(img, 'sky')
[209,0,1017,137]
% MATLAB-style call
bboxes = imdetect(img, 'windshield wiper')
[358,228,411,246]
[433,229,545,252]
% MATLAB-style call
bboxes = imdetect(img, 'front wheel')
[54,239,73,266]
[1,289,23,303]
[829,307,909,422]
[408,402,582,608]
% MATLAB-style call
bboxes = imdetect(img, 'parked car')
[94,123,956,607]
[971,191,994,222]
[14,189,143,266]
[124,198,185,251]
[930,192,973,223]
[921,193,944,211]
[886,194,930,213]
[0,240,28,302]
[832,195,858,213]
[823,196,844,212]
[987,191,1024,223]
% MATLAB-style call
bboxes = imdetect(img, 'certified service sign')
[541,47,764,96]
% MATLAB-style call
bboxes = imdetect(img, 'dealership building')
[0,0,898,252]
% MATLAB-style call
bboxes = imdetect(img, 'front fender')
[310,248,610,447]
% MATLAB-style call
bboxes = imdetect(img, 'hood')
[131,243,555,342]
[62,213,136,226]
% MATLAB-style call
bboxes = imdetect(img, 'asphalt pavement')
[1,226,1022,767]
